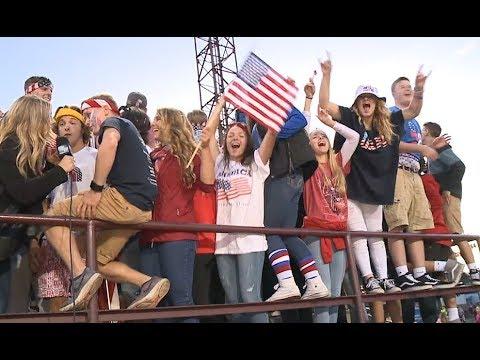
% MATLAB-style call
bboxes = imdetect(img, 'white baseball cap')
[352,84,386,105]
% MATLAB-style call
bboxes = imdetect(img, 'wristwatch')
[90,181,105,192]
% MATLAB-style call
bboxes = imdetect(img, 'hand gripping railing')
[0,213,478,323]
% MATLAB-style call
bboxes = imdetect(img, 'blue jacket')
[252,106,307,149]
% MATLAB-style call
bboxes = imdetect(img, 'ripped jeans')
[216,252,268,323]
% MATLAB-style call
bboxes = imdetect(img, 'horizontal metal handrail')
[1,214,478,241]
[0,213,478,323]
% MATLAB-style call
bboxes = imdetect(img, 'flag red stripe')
[259,78,291,106]
[266,72,296,98]
[269,67,299,91]
[225,89,281,132]
[232,80,287,119]
[257,83,292,113]
[227,84,284,127]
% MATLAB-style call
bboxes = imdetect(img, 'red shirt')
[140,146,214,245]
[302,154,349,263]
[304,154,348,224]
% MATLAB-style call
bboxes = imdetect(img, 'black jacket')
[257,125,317,180]
[0,135,68,231]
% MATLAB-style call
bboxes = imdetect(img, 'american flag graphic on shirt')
[217,176,252,201]
[69,167,82,182]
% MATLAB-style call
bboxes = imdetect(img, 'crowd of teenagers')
[0,55,478,323]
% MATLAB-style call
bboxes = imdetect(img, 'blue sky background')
[1,37,478,234]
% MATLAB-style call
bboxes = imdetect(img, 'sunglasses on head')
[227,122,249,131]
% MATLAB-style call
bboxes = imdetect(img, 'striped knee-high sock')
[299,256,320,280]
[269,249,293,281]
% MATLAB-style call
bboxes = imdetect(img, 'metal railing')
[0,213,478,323]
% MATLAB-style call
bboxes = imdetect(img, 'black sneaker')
[364,277,384,294]
[415,273,441,287]
[379,278,401,293]
[60,267,104,312]
[470,269,480,286]
[395,273,432,292]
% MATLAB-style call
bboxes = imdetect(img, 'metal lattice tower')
[194,37,238,143]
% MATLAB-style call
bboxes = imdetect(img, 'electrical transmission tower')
[194,37,238,142]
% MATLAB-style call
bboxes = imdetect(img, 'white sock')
[434,261,447,272]
[395,265,409,277]
[467,263,478,271]
[368,237,388,279]
[447,307,459,322]
[413,267,426,279]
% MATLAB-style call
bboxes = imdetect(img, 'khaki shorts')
[383,169,434,232]
[443,195,463,234]
[47,187,152,265]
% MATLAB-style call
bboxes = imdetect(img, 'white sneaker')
[301,277,330,300]
[266,278,301,302]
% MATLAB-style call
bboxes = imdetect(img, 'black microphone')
[56,136,73,158]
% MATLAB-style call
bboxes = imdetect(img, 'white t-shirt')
[50,146,97,205]
[214,149,270,255]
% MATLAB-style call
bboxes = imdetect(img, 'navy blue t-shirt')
[333,106,404,205]
[99,117,157,211]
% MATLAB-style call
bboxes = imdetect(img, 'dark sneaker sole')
[127,278,170,310]
[60,273,104,312]
[399,284,432,292]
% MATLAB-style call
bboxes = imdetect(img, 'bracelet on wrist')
[90,181,105,192]
[306,96,313,100]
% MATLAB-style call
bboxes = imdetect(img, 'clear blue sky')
[1,37,478,234]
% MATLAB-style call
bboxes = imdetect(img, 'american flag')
[225,52,298,132]
[217,177,252,201]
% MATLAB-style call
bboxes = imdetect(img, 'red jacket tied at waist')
[303,216,347,264]
[421,174,453,247]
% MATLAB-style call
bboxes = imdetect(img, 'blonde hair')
[352,98,395,144]
[154,108,197,188]
[309,130,346,195]
[0,95,54,177]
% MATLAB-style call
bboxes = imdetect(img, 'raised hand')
[304,77,315,99]
[414,64,431,91]
[317,107,336,128]
[431,134,451,149]
[319,51,332,76]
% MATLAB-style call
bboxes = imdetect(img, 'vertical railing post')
[345,233,367,323]
[87,220,98,323]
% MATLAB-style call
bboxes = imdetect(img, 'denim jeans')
[0,258,10,313]
[139,240,198,323]
[305,236,346,323]
[265,171,312,264]
[216,252,268,323]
